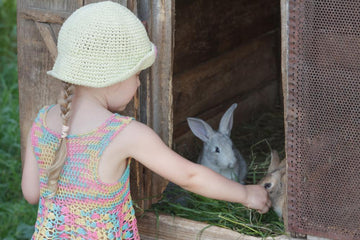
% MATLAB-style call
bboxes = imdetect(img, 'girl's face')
[106,72,141,112]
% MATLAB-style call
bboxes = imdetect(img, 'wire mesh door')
[285,0,360,239]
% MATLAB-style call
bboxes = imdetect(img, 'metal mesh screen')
[287,0,360,239]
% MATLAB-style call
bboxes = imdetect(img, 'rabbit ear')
[187,117,215,142]
[219,103,238,136]
[268,150,280,172]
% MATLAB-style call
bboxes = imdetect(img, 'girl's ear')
[187,117,215,142]
[219,103,237,136]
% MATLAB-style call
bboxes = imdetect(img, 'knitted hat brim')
[47,43,156,88]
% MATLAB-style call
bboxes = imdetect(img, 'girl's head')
[46,1,156,196]
[48,1,156,87]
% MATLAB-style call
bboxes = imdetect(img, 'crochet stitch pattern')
[31,106,139,239]
[47,1,156,88]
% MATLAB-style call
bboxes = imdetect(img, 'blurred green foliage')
[0,0,37,239]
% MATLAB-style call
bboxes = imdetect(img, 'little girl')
[21,2,271,239]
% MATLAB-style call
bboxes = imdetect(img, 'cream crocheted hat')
[47,1,156,88]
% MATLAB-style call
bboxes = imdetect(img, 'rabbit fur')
[187,103,247,183]
[259,150,286,219]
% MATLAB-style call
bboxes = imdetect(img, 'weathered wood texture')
[130,0,174,210]
[17,0,173,211]
[173,0,280,74]
[173,0,281,157]
[281,0,289,232]
[174,33,280,138]
[17,0,82,164]
[138,212,291,240]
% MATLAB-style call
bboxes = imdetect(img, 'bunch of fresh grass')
[0,0,37,239]
[148,108,286,238]
[150,187,284,238]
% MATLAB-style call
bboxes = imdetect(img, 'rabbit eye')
[215,147,220,153]
[264,183,272,189]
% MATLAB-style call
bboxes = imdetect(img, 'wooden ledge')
[138,212,291,240]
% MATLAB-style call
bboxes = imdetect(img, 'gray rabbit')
[187,103,247,183]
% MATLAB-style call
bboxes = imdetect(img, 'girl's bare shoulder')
[119,119,158,142]
[112,119,165,155]
[45,104,62,133]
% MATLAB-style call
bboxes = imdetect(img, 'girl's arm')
[122,121,271,213]
[21,130,40,204]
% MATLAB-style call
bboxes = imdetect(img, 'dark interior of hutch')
[172,0,282,160]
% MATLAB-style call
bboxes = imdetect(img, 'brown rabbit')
[259,150,286,219]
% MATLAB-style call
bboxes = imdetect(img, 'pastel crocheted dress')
[30,105,139,240]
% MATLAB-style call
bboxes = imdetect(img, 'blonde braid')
[47,82,74,197]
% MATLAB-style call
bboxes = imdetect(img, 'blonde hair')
[47,82,74,196]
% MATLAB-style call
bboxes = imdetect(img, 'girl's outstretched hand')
[243,185,271,214]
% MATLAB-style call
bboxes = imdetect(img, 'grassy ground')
[0,0,38,239]
[148,108,286,238]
